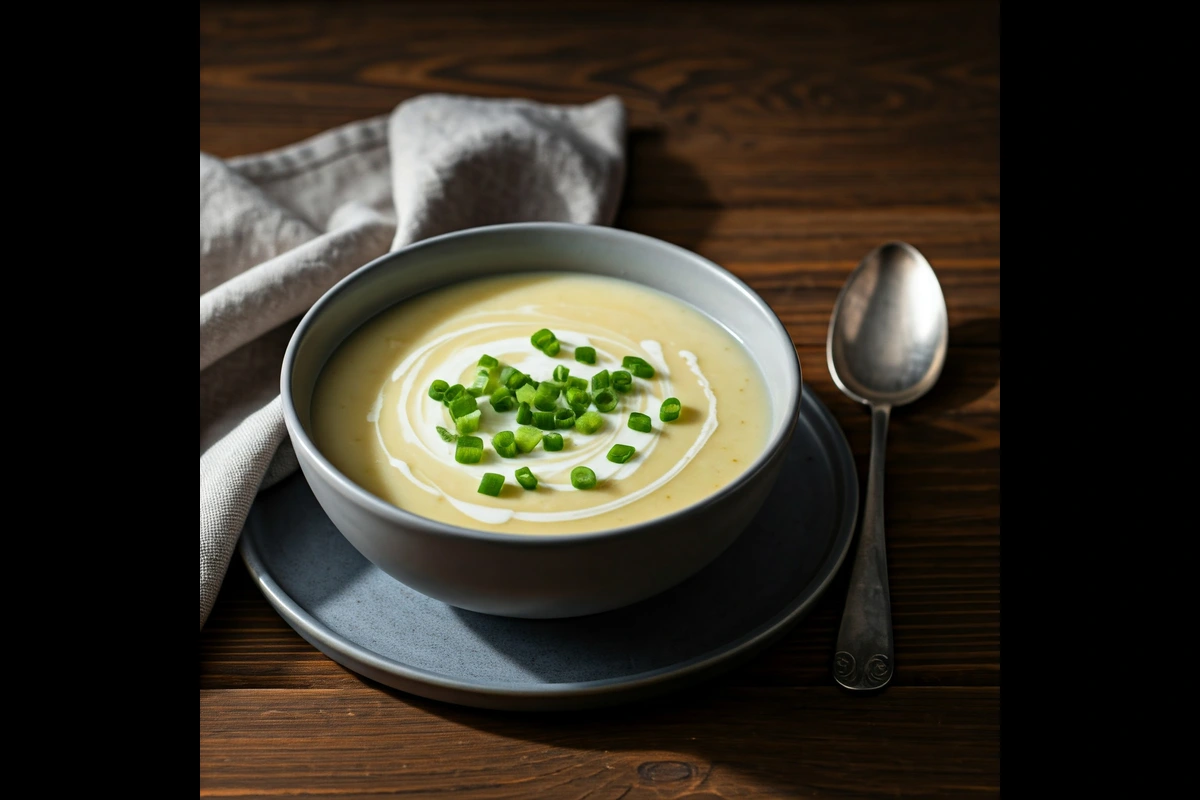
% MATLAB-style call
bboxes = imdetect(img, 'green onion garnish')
[489,386,515,412]
[660,397,682,422]
[593,388,618,412]
[499,366,516,385]
[531,328,556,350]
[611,370,633,393]
[542,432,564,451]
[428,379,449,401]
[567,376,589,392]
[448,394,478,420]
[623,356,655,379]
[516,401,533,425]
[478,354,499,369]
[575,411,603,435]
[505,369,530,391]
[607,444,636,464]
[542,339,561,356]
[443,383,465,404]
[533,410,557,430]
[566,387,591,409]
[515,467,538,490]
[515,425,543,454]
[554,408,576,429]
[570,466,597,490]
[455,435,483,464]
[455,409,481,435]
[575,346,596,365]
[477,473,504,497]
[492,431,518,458]
[628,412,652,433]
[591,370,610,391]
[533,382,561,411]
[553,365,570,383]
[515,383,537,406]
[436,425,458,443]
[466,367,492,397]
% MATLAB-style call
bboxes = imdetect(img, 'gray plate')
[240,384,859,710]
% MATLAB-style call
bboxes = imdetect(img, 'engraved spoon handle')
[833,403,894,690]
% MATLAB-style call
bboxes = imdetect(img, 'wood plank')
[199,1,999,209]
[199,686,1000,798]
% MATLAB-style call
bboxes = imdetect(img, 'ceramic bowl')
[281,222,801,618]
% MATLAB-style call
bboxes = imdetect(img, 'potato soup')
[310,273,772,534]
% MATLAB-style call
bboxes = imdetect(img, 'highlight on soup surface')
[310,272,772,534]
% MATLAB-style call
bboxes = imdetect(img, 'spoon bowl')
[827,241,948,691]
[828,241,948,408]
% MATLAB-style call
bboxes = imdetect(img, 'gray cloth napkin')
[200,94,626,630]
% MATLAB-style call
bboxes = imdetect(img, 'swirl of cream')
[369,310,718,525]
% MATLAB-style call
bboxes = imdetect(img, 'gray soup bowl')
[281,222,801,618]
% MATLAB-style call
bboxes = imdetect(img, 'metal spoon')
[827,241,948,691]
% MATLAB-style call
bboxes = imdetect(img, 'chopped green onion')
[554,408,576,429]
[570,466,597,490]
[567,376,589,392]
[542,339,561,356]
[528,378,540,389]
[499,366,516,385]
[533,410,557,430]
[489,386,515,412]
[553,365,571,383]
[531,328,557,350]
[455,409,481,435]
[443,383,465,404]
[566,387,591,408]
[478,354,499,369]
[477,473,504,497]
[428,379,449,401]
[516,401,533,425]
[575,346,596,365]
[435,425,458,443]
[591,370,610,391]
[660,397,682,422]
[492,431,518,458]
[515,383,537,405]
[593,388,618,413]
[448,394,478,420]
[515,425,543,454]
[542,432,564,451]
[623,356,655,379]
[611,370,633,393]
[505,369,530,391]
[628,412,652,433]
[607,444,636,464]
[533,382,561,411]
[455,435,483,464]
[515,467,538,490]
[467,367,493,397]
[575,411,603,435]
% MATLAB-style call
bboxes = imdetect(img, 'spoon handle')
[834,403,895,691]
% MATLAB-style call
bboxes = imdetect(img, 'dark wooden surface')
[200,2,1000,796]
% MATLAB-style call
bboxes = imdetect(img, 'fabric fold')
[200,94,627,629]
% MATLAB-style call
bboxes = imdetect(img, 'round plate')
[240,384,859,710]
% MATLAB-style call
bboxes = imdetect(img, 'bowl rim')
[280,221,802,547]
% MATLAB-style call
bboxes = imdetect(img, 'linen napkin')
[200,94,627,630]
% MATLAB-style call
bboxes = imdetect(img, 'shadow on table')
[907,317,1000,418]
[613,127,721,253]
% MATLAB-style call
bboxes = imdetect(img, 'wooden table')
[200,2,1000,796]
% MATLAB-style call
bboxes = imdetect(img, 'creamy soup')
[311,273,772,534]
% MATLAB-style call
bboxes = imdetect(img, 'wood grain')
[200,1,1000,796]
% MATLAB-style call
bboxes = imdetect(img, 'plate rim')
[239,383,859,710]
